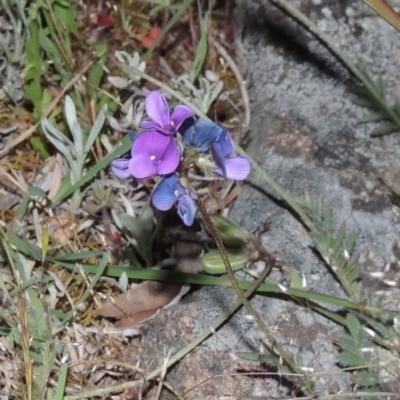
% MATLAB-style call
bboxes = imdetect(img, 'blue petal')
[182,119,222,152]
[129,131,139,142]
[211,143,227,179]
[215,129,234,156]
[151,174,179,211]
[177,194,196,226]
[180,117,196,147]
[194,120,224,152]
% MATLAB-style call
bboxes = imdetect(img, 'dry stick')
[0,62,93,159]
[63,263,273,400]
[154,354,170,400]
[196,199,315,395]
[210,37,251,128]
[81,360,185,400]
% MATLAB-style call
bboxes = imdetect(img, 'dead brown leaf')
[96,281,189,328]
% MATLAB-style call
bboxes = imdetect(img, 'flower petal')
[211,142,227,179]
[132,130,170,159]
[171,105,194,129]
[152,174,179,211]
[156,136,180,175]
[181,117,196,147]
[129,154,157,180]
[143,91,170,128]
[129,131,139,142]
[110,158,133,179]
[177,194,196,226]
[140,120,163,131]
[216,157,251,181]
[194,120,223,152]
[215,129,234,156]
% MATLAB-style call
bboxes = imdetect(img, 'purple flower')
[110,130,180,181]
[181,119,223,152]
[140,91,194,135]
[152,174,196,226]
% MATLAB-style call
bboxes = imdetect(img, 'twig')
[154,353,170,400]
[64,262,273,400]
[0,62,93,159]
[0,167,28,192]
[210,36,251,128]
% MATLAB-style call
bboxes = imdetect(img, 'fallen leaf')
[96,281,189,328]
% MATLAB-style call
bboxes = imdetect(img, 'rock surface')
[124,1,400,398]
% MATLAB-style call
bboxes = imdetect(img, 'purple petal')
[110,159,133,179]
[170,105,194,129]
[140,120,162,130]
[152,174,179,210]
[156,137,180,175]
[129,153,157,180]
[215,129,234,156]
[131,131,170,159]
[144,91,170,128]
[130,131,180,177]
[177,194,196,226]
[216,157,251,181]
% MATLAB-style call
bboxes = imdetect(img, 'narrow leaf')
[354,371,379,387]
[344,232,357,253]
[370,122,398,137]
[236,352,261,362]
[338,352,366,366]
[352,96,377,109]
[84,107,107,154]
[50,251,103,261]
[360,111,386,123]
[64,96,83,157]
[346,314,360,339]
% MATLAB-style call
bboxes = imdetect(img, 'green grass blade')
[55,363,68,400]
[57,261,367,311]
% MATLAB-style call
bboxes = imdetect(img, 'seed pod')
[210,214,248,248]
[200,248,249,274]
